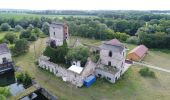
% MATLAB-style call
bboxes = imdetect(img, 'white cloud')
[0,0,170,10]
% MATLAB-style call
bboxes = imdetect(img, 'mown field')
[12,36,170,100]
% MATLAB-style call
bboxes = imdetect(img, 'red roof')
[130,45,148,58]
[105,39,122,46]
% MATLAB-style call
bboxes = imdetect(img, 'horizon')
[0,0,170,10]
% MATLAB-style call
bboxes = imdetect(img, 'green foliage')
[41,22,49,35]
[126,36,139,44]
[29,34,37,41]
[4,32,17,44]
[0,23,11,31]
[0,87,10,99]
[20,29,32,39]
[13,39,29,55]
[16,72,32,87]
[66,46,89,67]
[91,53,100,63]
[139,67,156,78]
[15,25,23,32]
[43,41,68,64]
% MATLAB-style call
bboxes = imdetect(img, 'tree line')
[1,11,170,49]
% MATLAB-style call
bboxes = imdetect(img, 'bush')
[29,35,37,41]
[139,67,156,78]
[66,46,89,67]
[0,87,10,100]
[15,25,23,32]
[20,29,32,39]
[4,33,17,44]
[13,39,29,55]
[91,54,100,63]
[0,23,11,31]
[126,36,139,44]
[16,72,32,87]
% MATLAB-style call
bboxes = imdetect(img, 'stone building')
[95,39,127,83]
[0,43,13,73]
[38,56,96,87]
[49,22,69,46]
[0,43,12,64]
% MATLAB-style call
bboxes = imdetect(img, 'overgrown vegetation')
[16,72,32,87]
[0,87,10,100]
[43,40,68,65]
[66,46,89,67]
[139,67,156,78]
[13,39,29,56]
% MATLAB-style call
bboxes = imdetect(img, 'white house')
[49,22,69,46]
[95,39,127,83]
[0,43,12,64]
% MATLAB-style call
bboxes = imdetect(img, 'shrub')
[16,72,32,87]
[126,36,139,44]
[139,67,156,78]
[29,35,37,41]
[4,33,17,44]
[15,25,23,32]
[13,39,29,55]
[91,54,100,63]
[0,23,11,31]
[0,87,10,100]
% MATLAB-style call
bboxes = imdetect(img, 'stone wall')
[38,58,84,87]
[100,49,124,69]
[0,53,12,64]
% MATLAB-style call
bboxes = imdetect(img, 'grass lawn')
[143,49,170,70]
[13,37,170,100]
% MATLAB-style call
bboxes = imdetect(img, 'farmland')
[0,12,97,20]
[12,36,170,100]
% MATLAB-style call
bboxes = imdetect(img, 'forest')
[0,10,170,49]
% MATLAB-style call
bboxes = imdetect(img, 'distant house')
[0,43,13,73]
[127,45,148,61]
[49,22,69,46]
[95,39,127,83]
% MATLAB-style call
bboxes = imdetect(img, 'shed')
[127,45,148,61]
[84,75,96,88]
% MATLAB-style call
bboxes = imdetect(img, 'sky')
[0,0,170,10]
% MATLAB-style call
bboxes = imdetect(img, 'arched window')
[109,51,112,57]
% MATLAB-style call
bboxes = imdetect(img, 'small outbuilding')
[127,45,148,61]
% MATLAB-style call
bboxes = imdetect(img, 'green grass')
[12,37,170,100]
[0,12,98,20]
[0,31,20,41]
[143,49,170,70]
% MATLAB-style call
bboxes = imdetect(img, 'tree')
[15,25,23,32]
[0,23,11,31]
[43,40,68,64]
[41,22,49,35]
[13,39,29,55]
[126,36,139,44]
[4,33,17,44]
[66,46,89,67]
[0,87,10,100]
[20,29,32,39]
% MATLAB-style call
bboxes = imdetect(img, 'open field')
[143,49,170,70]
[12,37,170,100]
[0,12,98,20]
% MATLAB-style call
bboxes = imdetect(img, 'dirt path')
[134,62,170,73]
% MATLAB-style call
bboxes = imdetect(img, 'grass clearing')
[12,37,170,100]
